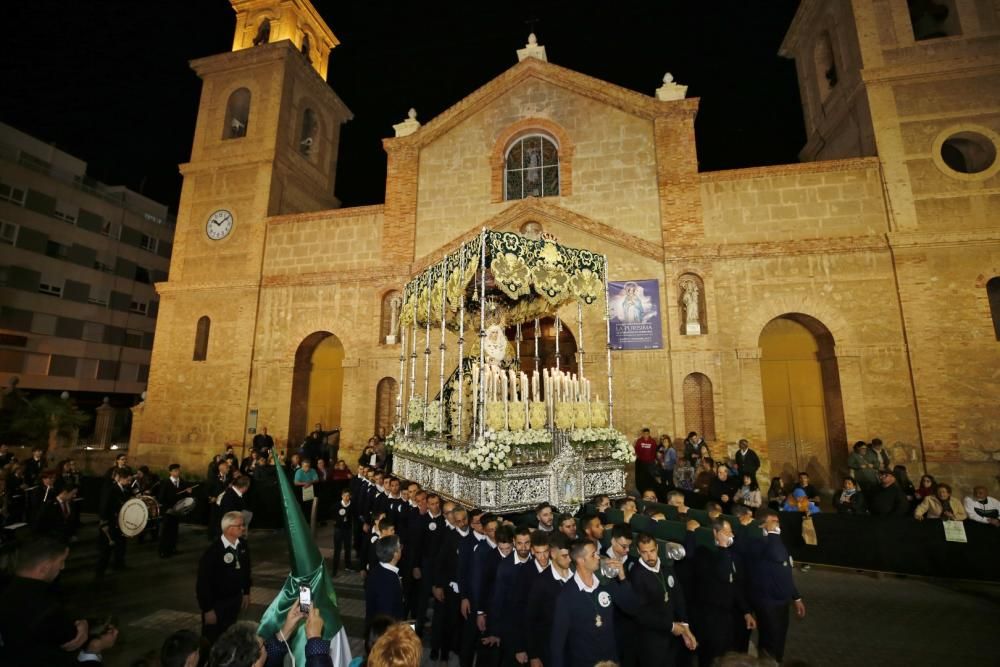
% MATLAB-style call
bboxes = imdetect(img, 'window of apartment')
[137,364,150,382]
[129,300,148,315]
[134,266,151,284]
[0,220,17,245]
[38,280,63,298]
[88,286,110,306]
[0,183,26,206]
[101,219,118,238]
[53,202,78,224]
[124,329,144,347]
[77,358,98,379]
[30,312,57,335]
[908,0,961,40]
[140,234,158,252]
[82,322,104,342]
[97,359,119,380]
[45,240,70,260]
[23,353,49,375]
[119,362,138,382]
[48,355,77,377]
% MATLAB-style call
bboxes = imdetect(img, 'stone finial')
[655,72,688,101]
[517,32,548,62]
[393,108,421,137]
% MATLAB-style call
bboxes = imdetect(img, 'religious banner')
[608,279,663,350]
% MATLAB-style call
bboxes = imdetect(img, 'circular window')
[939,131,996,175]
[520,221,543,239]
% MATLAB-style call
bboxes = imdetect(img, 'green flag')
[257,463,352,665]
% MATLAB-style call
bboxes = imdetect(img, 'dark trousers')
[756,602,791,662]
[159,515,180,556]
[333,526,353,572]
[412,575,432,638]
[202,596,242,644]
[458,611,479,667]
[96,529,126,575]
[429,587,459,656]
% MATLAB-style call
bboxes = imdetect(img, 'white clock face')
[206,209,234,240]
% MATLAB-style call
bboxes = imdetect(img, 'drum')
[170,497,196,516]
[118,495,159,537]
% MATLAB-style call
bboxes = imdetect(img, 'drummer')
[158,463,193,559]
[97,467,132,579]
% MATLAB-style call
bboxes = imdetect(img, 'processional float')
[390,229,633,513]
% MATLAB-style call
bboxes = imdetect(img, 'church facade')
[132,0,1000,494]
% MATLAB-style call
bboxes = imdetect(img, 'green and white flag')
[257,463,352,665]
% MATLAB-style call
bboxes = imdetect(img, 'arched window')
[683,373,715,441]
[193,316,210,361]
[814,32,837,101]
[224,88,251,140]
[375,377,399,435]
[988,277,1000,340]
[300,108,318,157]
[505,135,559,200]
[380,290,402,344]
[301,34,311,58]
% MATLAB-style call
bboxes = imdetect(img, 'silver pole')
[602,255,614,427]
[406,303,417,437]
[576,300,585,382]
[438,257,448,435]
[515,322,522,367]
[457,245,466,441]
[396,324,406,430]
[534,317,540,374]
[423,269,432,427]
[554,315,561,371]
[478,229,487,439]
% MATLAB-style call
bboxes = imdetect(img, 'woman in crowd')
[914,483,968,521]
[767,476,787,510]
[673,456,695,492]
[694,457,715,495]
[734,473,762,511]
[655,434,676,487]
[358,440,377,467]
[847,441,879,492]
[782,487,820,514]
[294,458,320,518]
[915,474,937,502]
[832,477,867,514]
[330,459,353,497]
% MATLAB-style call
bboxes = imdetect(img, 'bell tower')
[132,0,352,467]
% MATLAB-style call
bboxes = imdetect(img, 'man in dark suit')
[196,511,251,644]
[488,526,533,666]
[737,509,806,663]
[23,447,46,487]
[332,487,356,576]
[96,468,132,578]
[35,483,79,542]
[206,460,232,540]
[252,426,274,457]
[630,532,697,667]
[219,476,250,521]
[477,524,514,667]
[417,494,446,638]
[734,439,761,482]
[365,534,405,633]
[157,463,192,558]
[27,469,58,526]
[432,505,471,662]
[526,533,571,667]
[459,512,498,667]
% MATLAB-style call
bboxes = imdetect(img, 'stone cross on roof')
[517,32,548,62]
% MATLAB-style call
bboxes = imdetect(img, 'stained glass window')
[504,135,559,200]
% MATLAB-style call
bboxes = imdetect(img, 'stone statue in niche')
[386,294,402,344]
[681,278,702,335]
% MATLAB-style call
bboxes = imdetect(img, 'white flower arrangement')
[568,427,635,463]
[407,395,426,428]
[424,400,444,435]
[492,429,552,448]
[468,435,513,473]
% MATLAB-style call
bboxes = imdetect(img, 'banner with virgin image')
[608,279,663,350]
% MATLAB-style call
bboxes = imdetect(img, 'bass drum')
[170,497,197,516]
[118,495,160,537]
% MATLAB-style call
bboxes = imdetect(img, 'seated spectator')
[894,465,917,508]
[914,483,967,521]
[915,474,937,502]
[963,486,1000,526]
[767,477,787,510]
[832,478,867,515]
[870,469,910,516]
[694,458,715,494]
[641,489,659,503]
[705,501,723,520]
[708,464,737,512]
[734,474,762,511]
[847,441,879,492]
[792,472,820,505]
[673,457,696,492]
[782,488,820,515]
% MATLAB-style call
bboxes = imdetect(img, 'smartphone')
[299,585,312,613]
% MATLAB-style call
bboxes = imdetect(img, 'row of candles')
[469,363,595,430]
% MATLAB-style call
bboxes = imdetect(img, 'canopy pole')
[554,316,561,371]
[457,244,466,441]
[603,255,614,428]
[396,324,406,430]
[438,256,448,436]
[577,300,585,385]
[422,269,432,427]
[477,229,487,439]
[533,317,540,375]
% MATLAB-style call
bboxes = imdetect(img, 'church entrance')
[507,316,578,378]
[759,315,847,491]
[288,332,344,448]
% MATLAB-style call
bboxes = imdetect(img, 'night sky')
[2,0,804,212]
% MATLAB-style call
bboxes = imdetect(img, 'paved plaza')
[50,518,1000,667]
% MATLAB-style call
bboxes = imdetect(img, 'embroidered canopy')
[399,230,607,329]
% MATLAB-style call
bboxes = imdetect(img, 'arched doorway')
[682,373,716,442]
[374,377,398,437]
[507,316,578,377]
[759,314,847,491]
[289,332,344,447]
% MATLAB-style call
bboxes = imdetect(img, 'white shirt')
[964,495,1000,523]
[534,559,548,574]
[456,527,470,537]
[379,562,400,575]
[485,537,497,550]
[515,553,530,565]
[473,531,486,542]
[552,566,572,583]
[221,536,240,550]
[537,523,554,533]
[639,558,661,574]
[573,571,599,593]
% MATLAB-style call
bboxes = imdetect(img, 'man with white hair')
[196,511,252,643]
